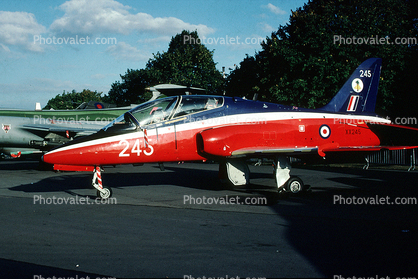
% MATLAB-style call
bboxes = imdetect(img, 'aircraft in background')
[0,86,206,159]
[42,58,418,199]
[0,101,134,159]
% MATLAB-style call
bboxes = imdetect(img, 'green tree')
[225,55,260,99]
[226,0,417,118]
[44,89,103,110]
[146,30,224,94]
[103,69,153,106]
[104,30,225,106]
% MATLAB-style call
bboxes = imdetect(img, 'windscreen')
[172,96,224,118]
[102,96,223,133]
[102,97,178,132]
[130,97,178,126]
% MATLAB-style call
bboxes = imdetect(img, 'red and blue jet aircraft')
[43,58,418,199]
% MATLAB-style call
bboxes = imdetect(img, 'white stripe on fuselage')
[174,112,390,133]
[46,111,391,155]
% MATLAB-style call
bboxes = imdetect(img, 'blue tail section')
[320,58,382,114]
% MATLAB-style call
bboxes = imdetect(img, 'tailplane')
[321,58,382,114]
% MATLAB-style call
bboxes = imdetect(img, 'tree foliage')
[104,30,224,106]
[44,89,103,110]
[226,0,418,117]
[147,30,224,94]
[103,69,153,106]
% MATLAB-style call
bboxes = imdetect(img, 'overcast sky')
[0,0,307,109]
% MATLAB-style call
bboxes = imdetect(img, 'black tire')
[97,187,112,199]
[286,176,304,194]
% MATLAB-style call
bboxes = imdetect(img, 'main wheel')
[97,187,112,199]
[286,176,304,194]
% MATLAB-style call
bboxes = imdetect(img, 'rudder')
[321,58,382,114]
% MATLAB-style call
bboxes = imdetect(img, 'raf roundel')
[319,124,331,139]
[95,102,104,109]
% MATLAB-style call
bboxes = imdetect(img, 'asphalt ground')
[0,159,417,278]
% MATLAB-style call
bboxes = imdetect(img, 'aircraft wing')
[21,123,102,139]
[366,122,418,146]
[231,147,319,157]
[230,145,418,158]
[317,145,418,158]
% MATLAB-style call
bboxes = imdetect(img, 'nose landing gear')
[92,166,113,199]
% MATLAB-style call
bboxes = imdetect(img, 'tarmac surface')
[0,159,417,278]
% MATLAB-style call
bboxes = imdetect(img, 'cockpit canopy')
[103,95,224,133]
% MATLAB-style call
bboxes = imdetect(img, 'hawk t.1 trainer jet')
[43,58,418,199]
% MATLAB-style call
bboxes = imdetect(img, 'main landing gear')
[92,166,113,199]
[220,156,307,194]
[283,176,305,194]
[273,156,306,194]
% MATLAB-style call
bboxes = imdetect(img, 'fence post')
[363,157,369,170]
[408,149,416,171]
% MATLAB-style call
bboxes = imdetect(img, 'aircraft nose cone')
[41,130,116,166]
[42,150,56,164]
[41,136,99,166]
[42,144,71,165]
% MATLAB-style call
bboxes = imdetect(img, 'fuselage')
[42,95,390,167]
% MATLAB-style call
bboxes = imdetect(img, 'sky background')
[1,0,308,109]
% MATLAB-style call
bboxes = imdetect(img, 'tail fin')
[321,58,382,114]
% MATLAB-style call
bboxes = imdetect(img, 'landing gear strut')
[274,156,305,194]
[219,160,250,187]
[92,166,113,199]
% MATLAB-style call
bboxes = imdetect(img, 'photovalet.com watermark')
[333,275,416,279]
[33,35,117,46]
[392,116,418,125]
[33,275,116,279]
[33,115,116,126]
[333,195,417,205]
[184,114,268,126]
[33,194,117,205]
[333,35,417,45]
[183,195,267,206]
[184,275,266,279]
[183,34,264,46]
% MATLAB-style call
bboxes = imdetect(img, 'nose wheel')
[97,187,113,199]
[92,166,113,199]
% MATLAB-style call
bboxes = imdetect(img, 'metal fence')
[365,148,417,170]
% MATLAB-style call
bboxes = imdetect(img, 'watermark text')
[183,35,264,46]
[333,35,417,45]
[184,195,267,206]
[333,195,417,205]
[34,35,117,45]
[33,195,117,205]
[34,275,116,279]
[334,275,416,279]
[184,275,266,279]
[33,115,116,126]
